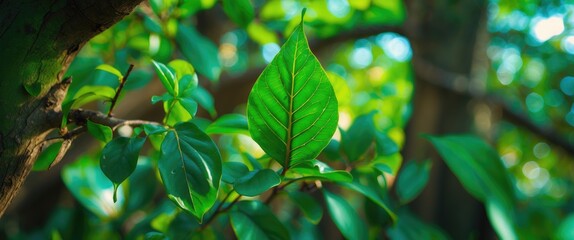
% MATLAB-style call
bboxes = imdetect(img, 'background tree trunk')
[402,0,494,238]
[0,0,143,217]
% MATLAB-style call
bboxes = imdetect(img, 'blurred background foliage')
[2,0,574,239]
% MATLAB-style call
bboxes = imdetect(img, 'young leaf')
[396,160,431,204]
[152,60,176,96]
[247,11,338,167]
[96,64,123,80]
[230,201,290,240]
[206,114,249,135]
[287,191,323,224]
[233,169,281,197]
[100,137,146,202]
[189,86,216,118]
[375,132,399,156]
[87,120,113,143]
[158,122,222,222]
[323,189,368,240]
[222,0,255,28]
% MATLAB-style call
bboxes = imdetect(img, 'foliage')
[6,0,574,239]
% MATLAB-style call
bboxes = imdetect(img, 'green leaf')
[426,135,516,239]
[206,114,249,135]
[425,135,515,206]
[176,24,221,81]
[152,60,176,95]
[247,21,278,45]
[285,159,352,182]
[158,122,222,221]
[33,142,63,171]
[287,191,323,224]
[222,161,250,184]
[230,201,290,240]
[375,132,399,156]
[322,139,341,160]
[340,171,397,223]
[143,124,168,135]
[96,64,123,80]
[168,59,196,79]
[396,160,431,204]
[323,189,367,240]
[222,0,254,28]
[100,137,146,202]
[189,86,216,118]
[234,169,280,197]
[62,156,125,219]
[87,120,113,143]
[341,112,376,161]
[247,12,338,167]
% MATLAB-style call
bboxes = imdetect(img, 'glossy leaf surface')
[247,13,338,167]
[158,122,222,221]
[285,159,352,182]
[101,136,146,201]
[87,120,113,143]
[233,169,280,197]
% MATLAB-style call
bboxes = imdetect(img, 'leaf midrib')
[172,129,196,212]
[284,30,300,169]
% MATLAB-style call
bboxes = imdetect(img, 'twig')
[199,193,241,231]
[108,64,135,117]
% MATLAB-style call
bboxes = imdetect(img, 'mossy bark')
[0,0,143,217]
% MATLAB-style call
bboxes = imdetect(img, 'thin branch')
[412,56,574,155]
[108,64,135,117]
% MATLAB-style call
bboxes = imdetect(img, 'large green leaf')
[100,136,146,202]
[323,189,367,240]
[158,122,222,221]
[396,160,431,204]
[426,135,516,239]
[233,169,281,197]
[230,201,290,240]
[247,11,338,167]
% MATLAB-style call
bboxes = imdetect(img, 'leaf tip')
[301,8,307,24]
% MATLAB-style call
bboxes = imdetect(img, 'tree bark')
[0,0,143,217]
[402,0,493,238]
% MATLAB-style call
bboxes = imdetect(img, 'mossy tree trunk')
[0,0,143,217]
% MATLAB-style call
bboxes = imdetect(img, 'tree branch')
[411,56,574,155]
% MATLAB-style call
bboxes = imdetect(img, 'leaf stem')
[199,192,241,231]
[108,64,135,117]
